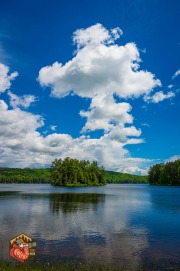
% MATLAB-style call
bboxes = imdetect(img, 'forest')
[148,159,180,185]
[0,167,51,183]
[51,157,106,186]
[0,158,147,185]
[106,171,147,184]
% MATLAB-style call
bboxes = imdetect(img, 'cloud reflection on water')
[2,184,180,269]
[0,184,150,270]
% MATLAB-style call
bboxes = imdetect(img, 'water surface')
[1,184,180,270]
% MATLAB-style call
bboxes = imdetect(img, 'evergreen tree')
[148,159,180,185]
[51,157,106,186]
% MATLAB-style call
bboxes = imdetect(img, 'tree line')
[0,167,51,183]
[51,157,106,186]
[105,171,147,184]
[0,157,150,185]
[148,159,180,185]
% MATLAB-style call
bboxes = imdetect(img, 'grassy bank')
[0,260,145,271]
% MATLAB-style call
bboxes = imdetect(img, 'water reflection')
[0,185,148,270]
[149,186,180,212]
[0,191,19,196]
[49,193,105,213]
[1,184,180,270]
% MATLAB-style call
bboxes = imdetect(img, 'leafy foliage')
[148,159,180,185]
[0,162,148,185]
[105,171,147,184]
[51,157,106,186]
[0,167,51,183]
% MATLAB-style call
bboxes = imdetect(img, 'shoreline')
[0,259,142,271]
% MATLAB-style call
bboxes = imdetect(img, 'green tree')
[51,157,106,186]
[148,159,180,186]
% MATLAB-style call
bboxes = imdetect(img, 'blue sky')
[0,0,179,174]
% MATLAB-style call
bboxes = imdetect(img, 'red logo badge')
[10,233,36,262]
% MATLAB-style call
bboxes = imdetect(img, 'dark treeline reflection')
[149,187,180,212]
[49,193,105,213]
[0,191,19,196]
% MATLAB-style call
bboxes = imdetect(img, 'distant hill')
[0,167,51,183]
[105,170,147,184]
[0,167,147,184]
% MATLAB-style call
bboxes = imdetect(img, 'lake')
[1,183,180,270]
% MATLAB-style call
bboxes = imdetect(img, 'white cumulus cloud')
[50,125,57,131]
[0,63,18,93]
[144,91,175,103]
[38,23,161,99]
[1,21,165,175]
[80,93,133,133]
[172,69,180,80]
[167,155,180,162]
[36,24,165,174]
[0,97,148,174]
[73,24,123,49]
[8,91,37,108]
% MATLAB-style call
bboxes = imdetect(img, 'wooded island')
[51,157,106,186]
